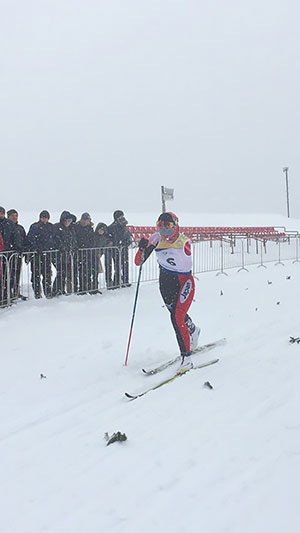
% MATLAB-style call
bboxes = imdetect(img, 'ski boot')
[190,326,201,351]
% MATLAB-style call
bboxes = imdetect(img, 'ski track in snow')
[1,259,300,532]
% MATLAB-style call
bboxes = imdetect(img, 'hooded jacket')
[53,211,78,252]
[94,223,112,249]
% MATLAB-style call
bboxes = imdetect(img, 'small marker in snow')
[104,432,127,446]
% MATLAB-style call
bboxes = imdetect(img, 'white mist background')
[1,0,300,215]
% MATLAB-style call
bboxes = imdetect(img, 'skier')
[135,212,200,370]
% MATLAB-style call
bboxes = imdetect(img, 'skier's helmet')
[156,212,179,242]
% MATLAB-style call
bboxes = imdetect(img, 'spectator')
[26,210,56,299]
[0,231,4,306]
[107,210,132,289]
[52,211,77,296]
[93,222,112,291]
[74,212,95,294]
[107,210,133,288]
[0,206,22,252]
[7,209,26,247]
[0,206,22,304]
[7,209,26,299]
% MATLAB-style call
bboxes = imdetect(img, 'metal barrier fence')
[1,237,300,308]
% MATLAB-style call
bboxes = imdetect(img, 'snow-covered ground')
[1,253,300,532]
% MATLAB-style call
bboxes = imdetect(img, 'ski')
[141,338,226,375]
[125,358,219,400]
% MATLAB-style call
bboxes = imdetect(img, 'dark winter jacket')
[0,217,22,252]
[74,222,95,249]
[107,221,133,248]
[26,220,56,253]
[54,211,77,252]
[94,223,112,249]
[15,223,26,251]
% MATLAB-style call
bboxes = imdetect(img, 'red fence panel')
[127,225,288,242]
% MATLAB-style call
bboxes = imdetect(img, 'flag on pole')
[163,187,174,201]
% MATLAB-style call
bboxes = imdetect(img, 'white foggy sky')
[1,0,300,217]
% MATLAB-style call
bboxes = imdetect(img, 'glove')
[139,238,149,250]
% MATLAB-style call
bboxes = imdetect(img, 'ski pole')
[124,250,145,366]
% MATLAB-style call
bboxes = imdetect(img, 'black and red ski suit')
[135,232,195,356]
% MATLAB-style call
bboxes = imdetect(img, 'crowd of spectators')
[0,207,134,303]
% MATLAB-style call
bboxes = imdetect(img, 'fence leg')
[293,236,300,264]
[237,240,249,272]
[216,239,228,276]
[275,241,284,266]
[6,256,11,306]
[257,240,267,269]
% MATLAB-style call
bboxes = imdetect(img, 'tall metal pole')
[283,167,290,218]
[161,185,166,213]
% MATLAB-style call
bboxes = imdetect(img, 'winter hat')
[96,222,107,232]
[60,211,73,223]
[0,206,5,215]
[81,212,91,221]
[113,210,124,221]
[39,210,50,219]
